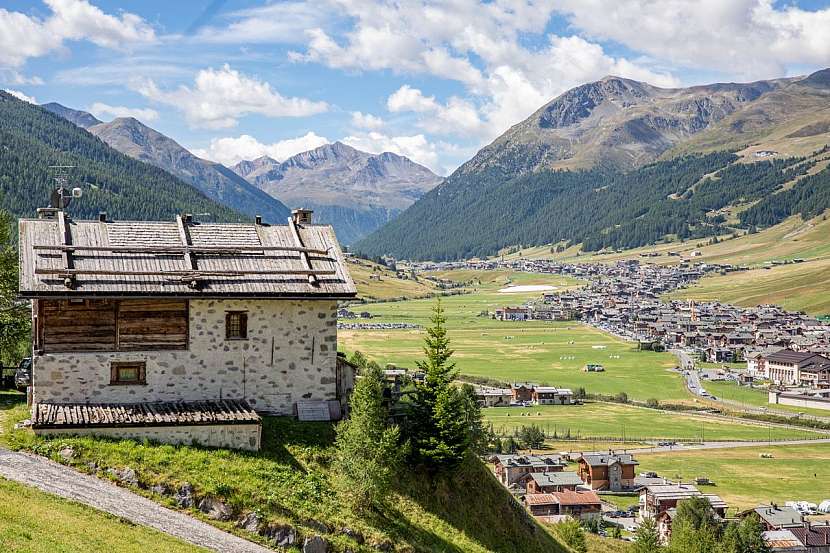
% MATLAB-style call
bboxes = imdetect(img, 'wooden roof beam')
[287,216,318,286]
[57,211,74,289]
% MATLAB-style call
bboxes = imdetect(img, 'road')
[0,448,273,553]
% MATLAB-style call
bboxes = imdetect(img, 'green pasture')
[482,402,822,442]
[704,380,830,418]
[636,442,830,511]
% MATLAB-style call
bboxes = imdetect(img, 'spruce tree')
[408,300,475,469]
[333,363,405,512]
[0,205,28,365]
[633,517,662,553]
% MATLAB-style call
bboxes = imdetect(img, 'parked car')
[14,357,32,392]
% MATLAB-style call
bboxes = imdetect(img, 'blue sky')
[2,0,830,175]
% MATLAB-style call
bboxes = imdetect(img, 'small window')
[225,311,248,340]
[110,362,146,385]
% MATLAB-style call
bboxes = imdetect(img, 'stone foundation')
[34,423,262,451]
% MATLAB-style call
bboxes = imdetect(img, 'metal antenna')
[47,165,81,209]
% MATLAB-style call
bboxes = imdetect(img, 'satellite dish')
[71,187,83,198]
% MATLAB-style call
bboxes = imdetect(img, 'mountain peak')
[800,68,830,89]
[41,102,102,129]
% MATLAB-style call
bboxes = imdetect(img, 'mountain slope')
[80,116,291,225]
[0,91,242,223]
[41,102,102,129]
[232,142,442,244]
[358,69,830,260]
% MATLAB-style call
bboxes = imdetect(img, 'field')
[703,380,830,418]
[0,477,203,553]
[635,442,830,511]
[668,256,830,315]
[346,258,440,301]
[482,402,822,442]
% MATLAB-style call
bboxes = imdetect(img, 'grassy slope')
[635,442,830,511]
[338,272,685,401]
[0,477,205,553]
[482,402,821,442]
[0,402,567,553]
[348,258,440,301]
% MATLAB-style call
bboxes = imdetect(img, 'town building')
[522,471,584,493]
[523,490,602,521]
[577,453,638,491]
[766,350,830,387]
[741,505,804,531]
[18,209,356,450]
[531,386,574,405]
[639,483,728,521]
[490,454,567,487]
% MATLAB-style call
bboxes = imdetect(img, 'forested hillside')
[0,92,242,223]
[357,150,830,260]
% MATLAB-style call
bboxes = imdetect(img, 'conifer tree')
[633,517,662,553]
[0,205,28,365]
[333,363,405,511]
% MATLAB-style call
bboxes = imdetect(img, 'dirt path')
[0,448,273,553]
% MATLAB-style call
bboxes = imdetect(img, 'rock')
[85,461,98,473]
[262,525,297,547]
[107,467,138,487]
[238,511,261,533]
[150,484,168,496]
[58,446,74,462]
[341,527,365,545]
[175,482,195,508]
[303,535,328,553]
[306,519,330,533]
[372,540,393,552]
[198,496,233,521]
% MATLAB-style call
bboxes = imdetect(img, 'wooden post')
[288,217,318,286]
[176,214,198,288]
[57,210,74,288]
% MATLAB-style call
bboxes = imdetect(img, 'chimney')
[291,208,313,225]
[98,212,107,222]
[36,207,59,220]
[255,215,262,225]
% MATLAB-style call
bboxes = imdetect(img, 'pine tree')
[0,205,29,365]
[633,517,662,553]
[408,300,476,469]
[333,363,405,512]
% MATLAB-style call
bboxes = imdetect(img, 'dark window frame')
[225,311,249,340]
[110,361,147,385]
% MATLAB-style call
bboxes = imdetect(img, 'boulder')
[107,467,138,487]
[262,525,297,547]
[58,446,75,462]
[238,511,261,533]
[175,482,195,508]
[150,484,169,496]
[198,496,233,521]
[303,535,328,553]
[341,527,365,545]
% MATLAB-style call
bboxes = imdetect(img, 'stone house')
[490,454,567,486]
[521,471,583,493]
[18,209,356,450]
[639,483,727,521]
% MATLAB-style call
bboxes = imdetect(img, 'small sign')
[297,400,331,421]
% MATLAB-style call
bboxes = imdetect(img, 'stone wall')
[32,298,338,414]
[34,423,262,451]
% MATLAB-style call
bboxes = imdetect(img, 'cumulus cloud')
[89,102,159,122]
[0,70,44,86]
[341,131,440,174]
[387,85,485,136]
[0,0,155,67]
[4,89,37,103]
[350,111,384,130]
[132,64,328,129]
[556,0,830,80]
[193,132,330,166]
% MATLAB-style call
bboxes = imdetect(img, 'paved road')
[0,448,272,553]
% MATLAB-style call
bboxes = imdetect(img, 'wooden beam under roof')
[57,210,74,289]
[287,216,318,286]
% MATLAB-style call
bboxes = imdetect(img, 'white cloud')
[192,2,328,44]
[0,0,155,67]
[555,0,830,80]
[4,89,37,103]
[350,111,384,130]
[88,102,159,122]
[133,64,328,129]
[0,70,44,86]
[294,0,678,142]
[341,131,440,174]
[193,132,330,166]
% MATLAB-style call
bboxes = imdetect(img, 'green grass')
[0,477,204,553]
[636,442,830,511]
[339,271,685,402]
[483,402,822,442]
[0,401,567,553]
[704,380,830,418]
[601,494,640,510]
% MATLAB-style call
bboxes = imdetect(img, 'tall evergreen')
[0,204,28,365]
[408,300,477,469]
[633,516,662,553]
[333,362,405,512]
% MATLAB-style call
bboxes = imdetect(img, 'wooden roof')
[32,399,261,429]
[19,215,356,298]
